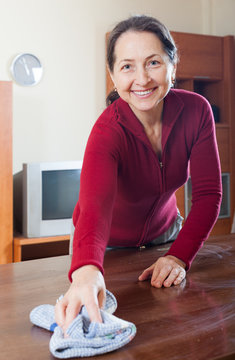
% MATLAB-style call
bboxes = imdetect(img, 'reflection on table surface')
[0,234,234,360]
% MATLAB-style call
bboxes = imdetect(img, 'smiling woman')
[109,31,176,125]
[55,15,222,335]
[106,17,178,158]
[106,16,177,106]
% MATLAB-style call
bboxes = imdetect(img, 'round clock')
[10,53,43,86]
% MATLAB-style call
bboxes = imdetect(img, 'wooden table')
[0,235,235,360]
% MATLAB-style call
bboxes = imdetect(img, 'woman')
[55,15,222,333]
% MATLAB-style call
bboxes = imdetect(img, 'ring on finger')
[178,270,186,280]
[56,295,64,304]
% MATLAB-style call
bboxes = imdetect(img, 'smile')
[132,88,156,97]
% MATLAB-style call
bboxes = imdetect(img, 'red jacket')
[69,89,222,279]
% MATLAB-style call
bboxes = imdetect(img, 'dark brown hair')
[106,15,178,106]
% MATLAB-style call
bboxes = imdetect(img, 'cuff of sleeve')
[68,243,105,282]
[68,261,104,282]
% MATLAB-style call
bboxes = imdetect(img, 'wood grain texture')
[13,235,70,262]
[0,81,13,263]
[0,234,234,360]
[171,31,223,79]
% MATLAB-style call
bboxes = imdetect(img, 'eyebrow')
[146,53,162,60]
[118,58,134,65]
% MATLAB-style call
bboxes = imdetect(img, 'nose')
[135,66,150,86]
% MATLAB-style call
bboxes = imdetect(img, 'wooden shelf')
[175,34,235,233]
[174,34,235,233]
[216,123,230,129]
[13,234,70,262]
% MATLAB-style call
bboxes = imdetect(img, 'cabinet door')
[0,81,13,263]
[172,32,223,79]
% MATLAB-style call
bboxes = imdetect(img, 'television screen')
[13,160,83,237]
[42,169,81,220]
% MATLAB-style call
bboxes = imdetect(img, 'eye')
[148,60,160,67]
[121,64,131,71]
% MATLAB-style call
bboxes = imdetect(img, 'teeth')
[134,89,153,96]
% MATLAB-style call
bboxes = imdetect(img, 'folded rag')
[30,290,136,358]
[30,289,117,332]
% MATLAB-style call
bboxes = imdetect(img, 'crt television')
[14,161,82,238]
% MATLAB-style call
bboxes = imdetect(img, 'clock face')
[11,53,43,86]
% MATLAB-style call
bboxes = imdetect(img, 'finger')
[98,288,106,309]
[64,300,82,332]
[163,267,181,287]
[173,268,186,285]
[55,298,68,328]
[151,264,172,288]
[85,298,103,323]
[138,264,155,281]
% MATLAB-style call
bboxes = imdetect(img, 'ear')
[172,63,177,80]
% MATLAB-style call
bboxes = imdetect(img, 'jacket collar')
[161,89,185,150]
[115,90,185,151]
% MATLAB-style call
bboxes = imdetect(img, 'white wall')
[0,0,234,173]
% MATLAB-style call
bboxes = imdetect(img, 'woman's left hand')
[138,255,186,288]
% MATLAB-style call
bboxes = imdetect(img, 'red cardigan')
[69,89,222,279]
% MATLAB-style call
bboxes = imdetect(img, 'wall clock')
[10,53,43,86]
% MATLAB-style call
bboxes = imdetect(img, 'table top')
[0,234,235,360]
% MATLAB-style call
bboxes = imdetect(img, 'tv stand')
[13,234,70,262]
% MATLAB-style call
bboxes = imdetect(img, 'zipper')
[159,159,164,193]
[139,158,165,247]
[137,156,165,248]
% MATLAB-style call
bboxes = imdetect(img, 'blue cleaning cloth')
[30,290,136,358]
[30,290,117,331]
[49,307,136,358]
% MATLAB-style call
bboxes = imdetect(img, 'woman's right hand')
[55,265,106,335]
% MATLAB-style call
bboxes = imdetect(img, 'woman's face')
[110,31,176,118]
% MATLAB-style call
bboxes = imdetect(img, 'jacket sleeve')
[165,99,222,270]
[68,121,121,281]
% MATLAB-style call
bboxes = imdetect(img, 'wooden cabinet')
[0,81,13,263]
[172,32,223,79]
[13,234,70,262]
[106,31,235,235]
[173,33,235,235]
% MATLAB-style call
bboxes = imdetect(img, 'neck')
[130,100,164,130]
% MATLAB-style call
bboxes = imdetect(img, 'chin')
[134,102,157,112]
